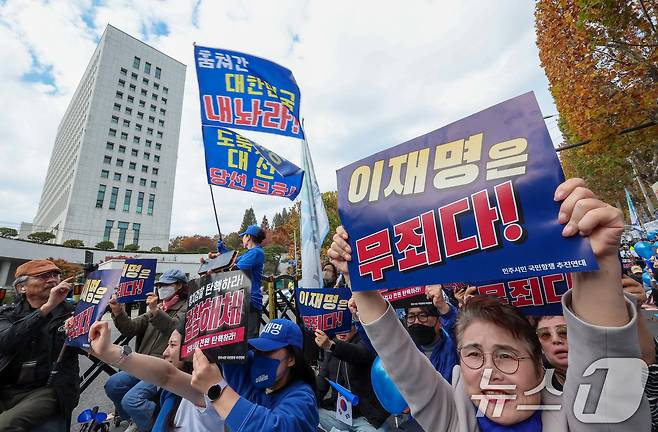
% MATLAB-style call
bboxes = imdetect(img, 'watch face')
[207,384,221,401]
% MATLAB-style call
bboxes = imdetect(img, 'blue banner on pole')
[336,92,598,291]
[475,272,571,316]
[66,269,122,349]
[194,45,303,138]
[296,287,353,336]
[116,259,157,303]
[202,126,304,200]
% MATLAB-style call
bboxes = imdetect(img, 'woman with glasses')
[534,316,568,390]
[329,178,650,430]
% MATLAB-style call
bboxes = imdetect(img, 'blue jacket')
[223,352,318,432]
[151,390,179,432]
[235,247,264,311]
[426,304,459,383]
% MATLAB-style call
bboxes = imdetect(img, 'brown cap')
[15,260,61,278]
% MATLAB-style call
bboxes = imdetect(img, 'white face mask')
[157,285,177,300]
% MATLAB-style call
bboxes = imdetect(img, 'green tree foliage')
[239,207,258,234]
[27,232,56,243]
[222,232,242,251]
[169,235,215,252]
[123,244,140,252]
[260,215,270,231]
[63,239,84,248]
[0,228,18,238]
[263,244,287,275]
[95,240,115,250]
[150,246,163,252]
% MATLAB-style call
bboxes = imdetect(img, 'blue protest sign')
[195,45,302,138]
[203,126,303,200]
[66,269,122,349]
[116,259,157,303]
[476,272,571,316]
[336,92,598,291]
[296,287,353,336]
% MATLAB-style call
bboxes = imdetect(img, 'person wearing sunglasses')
[0,260,78,431]
[329,178,650,430]
[535,316,568,390]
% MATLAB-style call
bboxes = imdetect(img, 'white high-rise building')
[32,25,185,251]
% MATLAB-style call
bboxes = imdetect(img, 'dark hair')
[175,281,189,300]
[322,262,337,275]
[287,346,317,401]
[408,304,440,317]
[455,296,543,373]
[249,229,266,245]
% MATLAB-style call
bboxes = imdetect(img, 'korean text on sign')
[116,259,157,303]
[195,45,303,139]
[337,92,598,291]
[296,287,353,336]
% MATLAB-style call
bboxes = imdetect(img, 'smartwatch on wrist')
[111,345,133,367]
[207,379,228,401]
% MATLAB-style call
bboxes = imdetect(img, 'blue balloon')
[634,241,654,260]
[643,272,653,287]
[77,409,92,424]
[647,232,658,241]
[371,356,408,415]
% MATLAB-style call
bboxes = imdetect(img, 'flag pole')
[209,184,223,239]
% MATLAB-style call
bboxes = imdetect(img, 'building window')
[123,119,130,127]
[125,107,132,115]
[127,95,134,104]
[153,82,159,90]
[96,184,106,208]
[113,103,121,111]
[129,162,136,170]
[119,145,126,153]
[143,78,149,85]
[144,62,151,74]
[129,83,136,92]
[156,131,163,139]
[155,143,162,150]
[145,140,152,148]
[139,100,146,108]
[150,180,157,188]
[140,88,147,96]
[163,86,168,94]
[131,72,138,80]
[106,142,114,150]
[150,104,156,112]
[133,136,140,144]
[135,123,142,131]
[109,187,119,210]
[118,79,125,87]
[139,178,146,186]
[152,167,158,175]
[111,116,119,124]
[151,94,158,101]
[147,128,153,136]
[154,155,160,163]
[116,158,124,167]
[131,149,138,157]
[120,68,127,76]
[158,119,164,127]
[117,221,129,249]
[132,223,141,245]
[147,194,155,216]
[116,91,123,99]
[160,108,166,116]
[133,56,141,69]
[120,132,128,140]
[148,116,155,124]
[155,67,161,79]
[137,112,144,119]
[123,189,132,212]
[136,192,144,214]
[144,152,150,160]
[161,97,167,105]
[141,165,148,173]
[103,155,112,164]
[109,128,117,137]
[127,175,134,184]
[101,169,109,178]
[104,220,114,241]
[113,172,121,181]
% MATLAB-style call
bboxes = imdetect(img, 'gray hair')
[12,275,28,295]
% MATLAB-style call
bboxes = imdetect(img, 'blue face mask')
[250,354,280,389]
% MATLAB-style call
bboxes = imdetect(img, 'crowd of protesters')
[1,179,657,431]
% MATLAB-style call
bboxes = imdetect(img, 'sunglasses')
[536,324,567,341]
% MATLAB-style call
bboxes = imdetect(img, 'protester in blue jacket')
[217,225,265,338]
[87,318,318,432]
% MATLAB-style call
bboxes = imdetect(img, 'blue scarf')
[476,409,542,432]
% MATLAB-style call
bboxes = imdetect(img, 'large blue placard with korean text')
[336,92,598,291]
[202,126,304,200]
[116,259,157,303]
[195,45,303,138]
[66,269,122,349]
[296,287,353,336]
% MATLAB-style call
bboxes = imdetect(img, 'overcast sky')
[0,0,564,239]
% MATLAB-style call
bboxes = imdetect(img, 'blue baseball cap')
[248,319,303,351]
[240,225,264,238]
[156,269,188,285]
